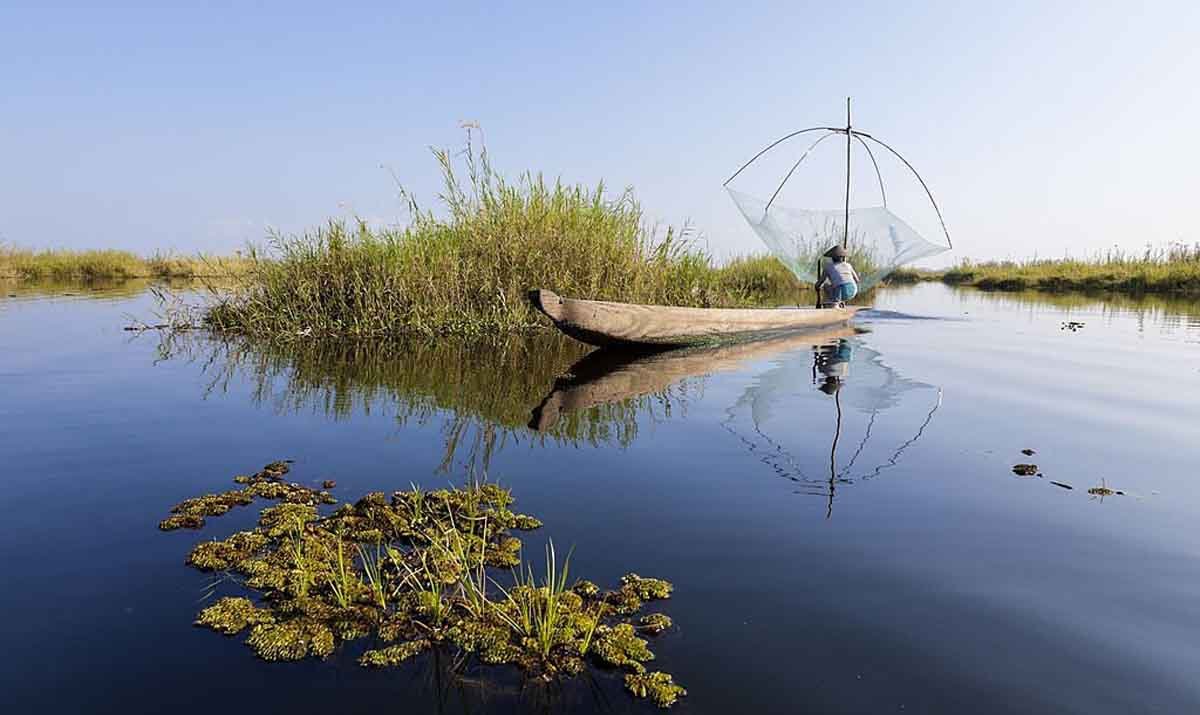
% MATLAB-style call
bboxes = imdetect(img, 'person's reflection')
[812,339,854,518]
[813,339,854,395]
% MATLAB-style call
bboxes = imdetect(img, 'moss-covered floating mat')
[159,461,686,709]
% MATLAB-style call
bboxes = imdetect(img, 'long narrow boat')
[528,289,861,348]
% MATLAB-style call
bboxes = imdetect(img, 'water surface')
[3,282,1199,713]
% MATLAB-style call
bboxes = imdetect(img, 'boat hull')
[528,289,861,348]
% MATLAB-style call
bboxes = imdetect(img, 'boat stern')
[528,289,566,322]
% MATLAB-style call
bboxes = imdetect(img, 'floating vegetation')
[592,623,655,672]
[1012,464,1038,477]
[195,596,275,634]
[625,671,688,708]
[638,613,673,635]
[163,462,684,708]
[159,460,334,531]
[359,639,431,667]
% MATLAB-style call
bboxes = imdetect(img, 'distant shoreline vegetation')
[0,245,249,281]
[889,244,1200,294]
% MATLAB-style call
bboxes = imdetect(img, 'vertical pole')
[843,97,851,249]
[828,387,843,519]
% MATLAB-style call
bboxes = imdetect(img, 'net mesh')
[726,187,949,291]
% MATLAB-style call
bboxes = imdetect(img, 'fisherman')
[815,245,861,307]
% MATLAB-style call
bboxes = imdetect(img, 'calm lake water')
[3,282,1199,713]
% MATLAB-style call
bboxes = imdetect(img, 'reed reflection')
[157,331,709,473]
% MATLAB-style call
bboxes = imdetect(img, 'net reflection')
[723,334,942,517]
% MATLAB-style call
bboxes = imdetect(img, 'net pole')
[843,97,851,249]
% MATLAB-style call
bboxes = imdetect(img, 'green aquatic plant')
[246,618,336,661]
[427,512,492,619]
[195,597,276,635]
[359,543,389,609]
[159,513,206,530]
[605,573,674,615]
[167,463,685,708]
[287,518,314,598]
[395,548,451,630]
[592,623,655,673]
[638,613,673,635]
[625,671,687,708]
[359,639,431,667]
[187,531,268,571]
[493,541,577,660]
[159,490,254,530]
[325,536,360,609]
[159,460,330,532]
[577,604,603,655]
[572,579,600,598]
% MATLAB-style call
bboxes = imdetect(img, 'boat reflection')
[529,325,861,432]
[532,324,942,517]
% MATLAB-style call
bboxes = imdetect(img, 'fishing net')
[726,189,949,291]
[725,123,952,290]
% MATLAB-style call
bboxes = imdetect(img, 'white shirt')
[824,261,857,287]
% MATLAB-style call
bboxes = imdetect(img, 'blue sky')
[3,1,1197,263]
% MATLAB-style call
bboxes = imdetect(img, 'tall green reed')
[201,141,800,338]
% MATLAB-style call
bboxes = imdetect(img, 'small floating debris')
[1050,481,1073,490]
[321,479,337,489]
[1088,479,1124,498]
[1021,448,1036,456]
[162,463,685,708]
[1012,464,1038,476]
[1060,321,1085,332]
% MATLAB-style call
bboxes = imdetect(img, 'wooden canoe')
[528,289,861,348]
[530,324,859,431]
